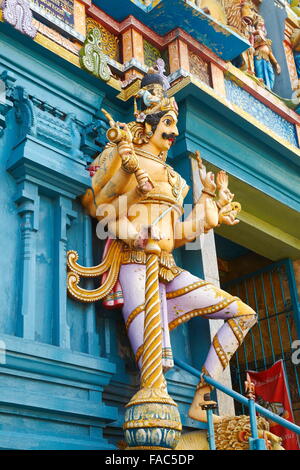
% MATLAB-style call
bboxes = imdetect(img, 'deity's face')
[149,111,179,154]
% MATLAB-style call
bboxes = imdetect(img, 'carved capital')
[14,180,39,231]
[2,0,37,38]
[11,88,84,159]
[81,117,109,164]
[55,196,77,243]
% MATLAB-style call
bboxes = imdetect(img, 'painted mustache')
[162,132,177,143]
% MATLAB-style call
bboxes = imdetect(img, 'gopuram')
[0,0,300,451]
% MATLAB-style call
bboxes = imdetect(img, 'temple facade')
[0,0,299,449]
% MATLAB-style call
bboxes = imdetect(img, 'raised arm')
[174,153,240,247]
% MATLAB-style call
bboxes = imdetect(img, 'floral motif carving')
[189,52,211,86]
[86,17,119,61]
[2,0,37,38]
[143,39,161,68]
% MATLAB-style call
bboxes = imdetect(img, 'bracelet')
[202,189,216,198]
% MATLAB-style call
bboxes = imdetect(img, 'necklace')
[135,148,182,198]
[135,148,167,165]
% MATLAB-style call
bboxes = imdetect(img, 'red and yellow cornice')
[2,1,300,149]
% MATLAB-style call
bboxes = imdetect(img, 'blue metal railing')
[174,358,300,450]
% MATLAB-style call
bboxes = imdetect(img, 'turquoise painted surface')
[35,195,55,344]
[225,80,298,147]
[94,0,250,61]
[0,129,20,337]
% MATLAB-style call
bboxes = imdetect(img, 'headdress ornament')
[134,59,178,122]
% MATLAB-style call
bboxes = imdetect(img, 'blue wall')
[1,11,300,449]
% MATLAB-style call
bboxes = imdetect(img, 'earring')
[147,130,153,137]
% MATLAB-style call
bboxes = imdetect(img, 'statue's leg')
[166,271,257,422]
[119,263,173,372]
[119,264,146,369]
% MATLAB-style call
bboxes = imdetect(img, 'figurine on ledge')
[253,15,281,89]
[67,63,257,430]
[291,26,300,89]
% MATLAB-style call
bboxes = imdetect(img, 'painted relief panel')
[143,39,161,67]
[189,52,211,86]
[30,0,74,27]
[86,17,119,61]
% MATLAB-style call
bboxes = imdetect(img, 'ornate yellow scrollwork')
[86,17,119,60]
[67,240,123,302]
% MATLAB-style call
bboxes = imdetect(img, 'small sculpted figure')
[253,15,281,89]
[75,65,257,424]
[291,27,300,88]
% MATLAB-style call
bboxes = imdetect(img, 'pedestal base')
[123,387,182,450]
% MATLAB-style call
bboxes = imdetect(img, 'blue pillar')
[14,181,39,340]
[53,196,76,348]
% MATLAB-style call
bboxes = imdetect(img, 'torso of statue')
[123,150,189,253]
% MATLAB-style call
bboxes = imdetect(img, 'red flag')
[247,360,299,450]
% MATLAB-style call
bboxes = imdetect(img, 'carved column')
[53,196,76,348]
[210,63,226,97]
[122,28,145,79]
[83,214,100,355]
[14,181,39,340]
[168,38,190,74]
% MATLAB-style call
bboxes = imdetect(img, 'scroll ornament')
[2,0,37,39]
[79,27,111,82]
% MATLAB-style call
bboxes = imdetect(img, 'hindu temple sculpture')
[291,26,300,88]
[175,415,284,450]
[252,15,281,89]
[67,64,257,449]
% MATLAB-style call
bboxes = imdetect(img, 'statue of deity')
[70,65,257,424]
[253,15,281,89]
[291,26,300,88]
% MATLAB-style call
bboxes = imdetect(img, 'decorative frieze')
[225,79,298,146]
[0,74,107,164]
[12,87,83,159]
[81,117,109,164]
[34,19,81,56]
